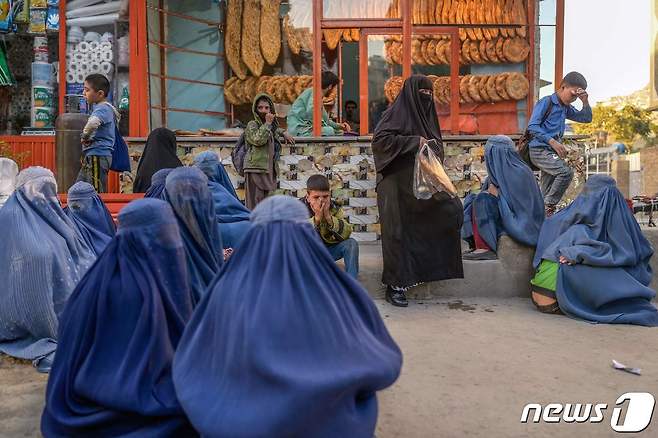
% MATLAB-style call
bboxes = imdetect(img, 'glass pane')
[323,0,398,19]
[539,0,557,26]
[340,41,361,132]
[538,25,556,98]
[369,35,402,132]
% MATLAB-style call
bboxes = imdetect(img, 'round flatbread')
[503,37,530,63]
[342,28,352,43]
[435,39,448,64]
[479,39,490,62]
[486,75,502,101]
[495,37,506,62]
[421,40,433,64]
[495,73,510,100]
[460,75,473,103]
[505,71,529,100]
[224,77,239,105]
[478,75,491,101]
[426,39,439,64]
[470,39,484,63]
[467,75,483,102]
[461,40,473,64]
[256,76,271,95]
[485,39,499,62]
[412,39,425,65]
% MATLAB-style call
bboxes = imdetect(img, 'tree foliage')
[572,104,657,146]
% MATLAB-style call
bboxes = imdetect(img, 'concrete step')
[355,236,535,300]
[355,228,658,300]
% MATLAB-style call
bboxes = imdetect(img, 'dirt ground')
[1,298,657,437]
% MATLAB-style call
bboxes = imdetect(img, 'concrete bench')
[358,235,535,299]
[358,230,658,300]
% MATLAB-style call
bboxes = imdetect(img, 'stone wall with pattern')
[124,137,589,242]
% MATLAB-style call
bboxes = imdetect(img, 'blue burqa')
[41,198,198,437]
[164,167,224,303]
[144,167,173,199]
[172,196,403,438]
[209,184,252,249]
[64,181,116,255]
[194,150,238,198]
[462,135,544,251]
[0,167,95,371]
[534,175,658,326]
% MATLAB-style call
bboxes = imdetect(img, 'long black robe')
[373,75,463,287]
[133,128,183,193]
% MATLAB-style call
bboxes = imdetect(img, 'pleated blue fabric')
[461,136,544,251]
[41,198,198,436]
[194,150,238,199]
[64,182,116,255]
[164,167,223,303]
[534,175,658,326]
[0,167,95,371]
[0,157,19,209]
[144,168,173,199]
[173,195,402,438]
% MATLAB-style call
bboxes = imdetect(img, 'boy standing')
[243,93,295,209]
[79,74,119,193]
[302,175,359,279]
[528,71,592,216]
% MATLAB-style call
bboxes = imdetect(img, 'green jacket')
[301,197,352,245]
[286,88,342,137]
[244,93,284,173]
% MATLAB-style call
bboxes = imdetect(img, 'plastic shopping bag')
[413,139,457,200]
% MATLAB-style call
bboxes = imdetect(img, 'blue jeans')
[326,238,359,279]
[529,147,574,206]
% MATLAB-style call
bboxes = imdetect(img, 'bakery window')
[146,1,227,132]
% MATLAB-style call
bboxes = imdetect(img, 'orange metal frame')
[357,26,460,135]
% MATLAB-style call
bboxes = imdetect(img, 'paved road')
[2,298,656,437]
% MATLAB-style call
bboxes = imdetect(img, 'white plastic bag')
[413,140,457,200]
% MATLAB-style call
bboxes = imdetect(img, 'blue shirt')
[83,103,116,157]
[527,93,592,148]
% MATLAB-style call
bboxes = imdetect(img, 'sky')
[562,0,651,104]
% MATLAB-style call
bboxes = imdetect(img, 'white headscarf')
[0,158,19,209]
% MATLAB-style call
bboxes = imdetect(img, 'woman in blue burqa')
[0,167,95,372]
[194,150,252,250]
[41,198,198,436]
[64,181,116,255]
[194,150,238,199]
[530,175,658,325]
[144,167,173,199]
[172,195,402,438]
[163,166,224,303]
[461,135,545,260]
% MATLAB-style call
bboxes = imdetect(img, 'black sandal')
[531,288,562,315]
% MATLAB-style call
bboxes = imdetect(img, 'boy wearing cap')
[528,71,592,216]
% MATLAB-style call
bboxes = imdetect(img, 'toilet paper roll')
[74,52,85,62]
[89,41,100,52]
[89,51,101,62]
[100,61,113,75]
[78,41,90,53]
[90,63,101,73]
[100,41,112,51]
[101,51,113,62]
[76,72,86,84]
[66,72,76,83]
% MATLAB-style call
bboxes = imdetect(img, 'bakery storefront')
[3,0,575,241]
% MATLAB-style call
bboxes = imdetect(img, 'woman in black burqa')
[373,75,464,307]
[133,128,183,193]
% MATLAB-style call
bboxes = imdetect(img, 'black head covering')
[133,128,183,193]
[372,75,443,173]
